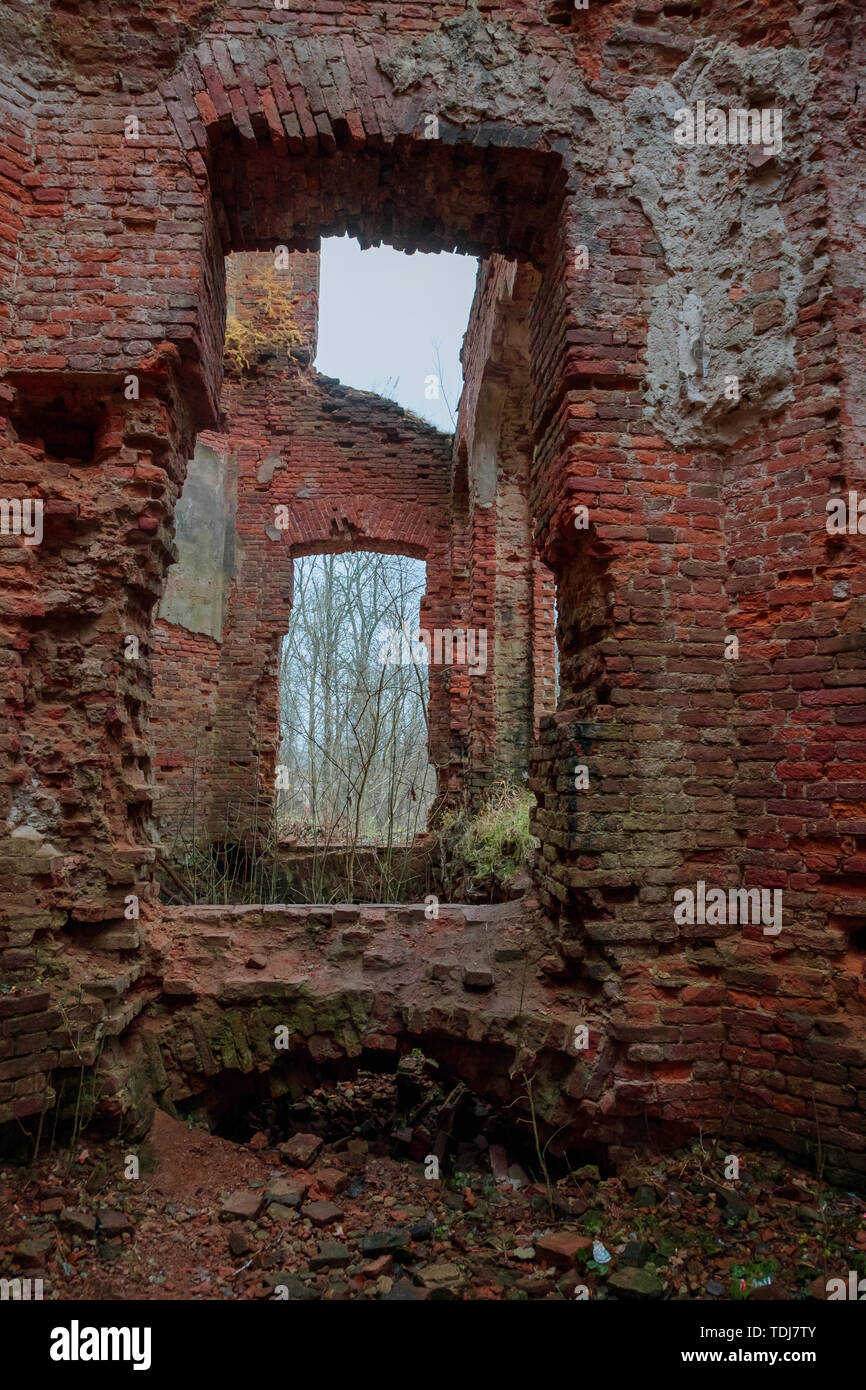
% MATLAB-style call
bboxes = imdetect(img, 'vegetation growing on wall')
[224,262,304,371]
[438,782,537,902]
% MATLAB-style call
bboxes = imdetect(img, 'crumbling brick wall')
[152,251,458,843]
[0,0,864,1184]
[457,257,555,796]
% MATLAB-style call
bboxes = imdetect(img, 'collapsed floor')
[2,1066,864,1302]
[9,896,866,1195]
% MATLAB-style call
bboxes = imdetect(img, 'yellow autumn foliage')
[224,264,305,372]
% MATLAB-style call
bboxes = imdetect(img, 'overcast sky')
[314,236,479,434]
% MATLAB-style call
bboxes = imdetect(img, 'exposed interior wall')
[152,251,457,845]
[715,143,866,1161]
[532,552,558,731]
[0,62,33,364]
[152,439,238,842]
[457,259,549,798]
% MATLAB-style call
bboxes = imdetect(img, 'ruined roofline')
[313,372,455,444]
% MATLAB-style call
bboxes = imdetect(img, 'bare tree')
[277,551,435,893]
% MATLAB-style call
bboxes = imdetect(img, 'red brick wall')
[152,252,457,840]
[1,0,865,1183]
[714,55,866,1163]
[457,259,550,797]
[522,0,866,1177]
[532,553,557,731]
[0,372,196,1133]
[151,626,221,846]
[0,66,33,365]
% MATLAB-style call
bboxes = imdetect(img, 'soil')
[2,1066,864,1302]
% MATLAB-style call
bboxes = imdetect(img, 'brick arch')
[278,500,454,810]
[213,494,456,839]
[156,11,582,423]
[1,6,586,431]
[167,9,572,267]
[282,494,455,765]
[280,498,444,565]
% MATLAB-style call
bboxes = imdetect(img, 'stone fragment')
[266,1177,308,1208]
[608,1268,664,1299]
[315,1167,349,1196]
[722,1190,750,1221]
[494,945,524,962]
[300,1200,344,1227]
[15,1236,54,1267]
[360,1228,411,1257]
[310,1241,351,1269]
[462,968,494,991]
[363,1254,394,1278]
[267,1204,298,1222]
[278,1133,322,1166]
[220,1189,264,1221]
[91,928,140,951]
[97,1209,132,1236]
[228,1228,252,1257]
[621,1240,652,1268]
[535,1232,593,1268]
[264,1273,319,1300]
[633,1184,657,1208]
[60,1209,97,1236]
[417,1262,465,1292]
[385,1278,431,1301]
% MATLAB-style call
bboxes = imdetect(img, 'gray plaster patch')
[7,775,62,841]
[623,42,820,447]
[378,2,605,149]
[159,443,238,641]
[258,454,281,484]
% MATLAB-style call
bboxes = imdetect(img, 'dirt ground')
[2,1069,865,1302]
